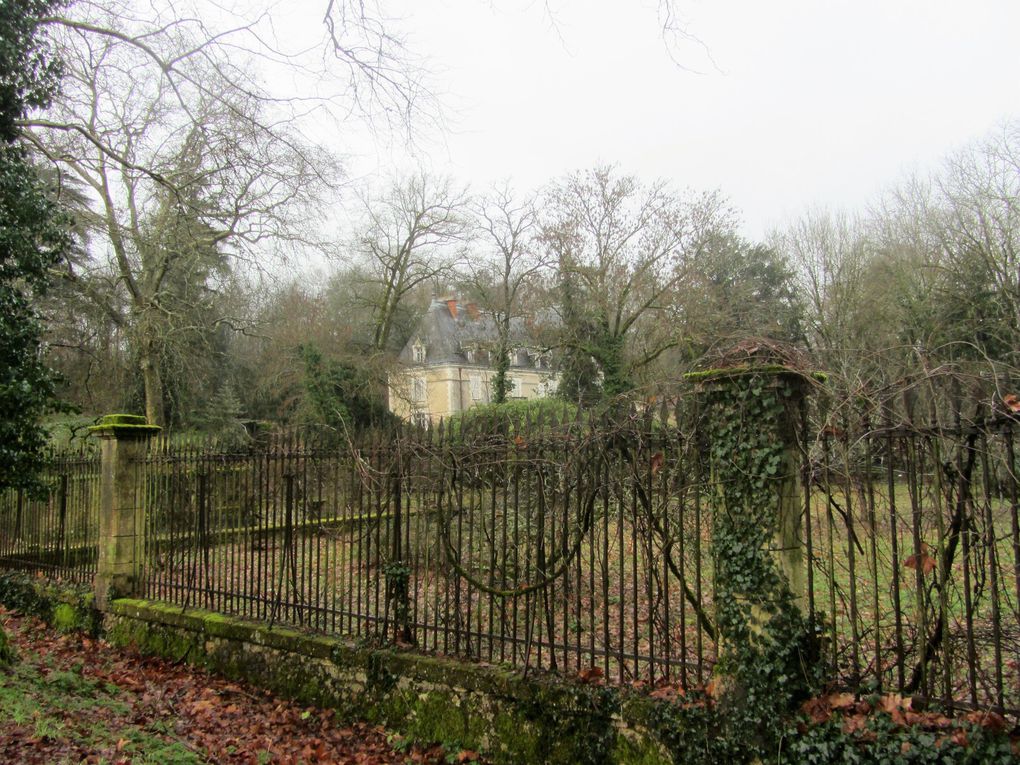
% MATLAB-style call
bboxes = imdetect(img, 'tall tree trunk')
[139,345,165,426]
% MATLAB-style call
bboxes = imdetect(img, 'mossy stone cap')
[684,338,825,386]
[88,413,161,437]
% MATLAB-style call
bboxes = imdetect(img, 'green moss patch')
[51,603,79,633]
[0,572,100,636]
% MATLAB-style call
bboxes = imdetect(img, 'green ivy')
[694,369,823,757]
[382,560,411,640]
[0,0,76,496]
[649,690,741,764]
[515,682,620,765]
[0,571,53,618]
[648,366,1019,763]
[0,571,101,636]
[785,715,1017,764]
[650,695,1017,764]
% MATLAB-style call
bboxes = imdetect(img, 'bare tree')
[543,165,734,398]
[352,172,470,354]
[461,183,549,403]
[935,124,1020,363]
[322,0,432,136]
[776,212,873,355]
[771,209,928,405]
[23,1,340,425]
[861,125,1020,408]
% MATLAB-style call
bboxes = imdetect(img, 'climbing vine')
[693,366,824,757]
[382,560,412,642]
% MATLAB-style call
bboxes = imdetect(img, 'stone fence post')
[90,414,161,610]
[689,351,820,724]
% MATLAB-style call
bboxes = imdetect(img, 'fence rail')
[1,410,1018,717]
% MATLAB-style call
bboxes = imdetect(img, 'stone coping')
[89,414,161,438]
[108,599,660,718]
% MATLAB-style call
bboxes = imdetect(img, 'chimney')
[466,302,480,320]
[446,298,458,319]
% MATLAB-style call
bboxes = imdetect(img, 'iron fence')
[0,449,101,585]
[1,408,1017,717]
[807,418,1020,716]
[142,412,717,689]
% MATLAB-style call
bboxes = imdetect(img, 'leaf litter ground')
[0,607,481,764]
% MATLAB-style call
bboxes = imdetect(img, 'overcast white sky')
[327,0,1020,239]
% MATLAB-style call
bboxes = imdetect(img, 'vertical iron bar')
[694,435,704,685]
[886,424,904,691]
[981,429,1003,709]
[500,425,510,662]
[1008,430,1020,637]
[199,469,211,611]
[488,431,498,662]
[618,453,626,682]
[374,429,384,637]
[660,426,671,684]
[58,474,68,570]
[802,403,815,628]
[840,426,860,685]
[512,437,521,665]
[823,435,838,676]
[907,434,928,700]
[864,422,881,691]
[643,420,655,682]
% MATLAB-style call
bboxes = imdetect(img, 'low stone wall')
[104,599,670,765]
[0,571,101,635]
[0,574,671,763]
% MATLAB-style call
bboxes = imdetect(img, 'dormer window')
[412,342,426,364]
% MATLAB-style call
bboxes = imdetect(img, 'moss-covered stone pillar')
[90,414,161,610]
[689,353,820,749]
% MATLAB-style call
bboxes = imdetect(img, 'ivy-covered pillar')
[690,350,821,749]
[90,414,160,610]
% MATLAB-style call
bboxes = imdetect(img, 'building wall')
[389,365,560,423]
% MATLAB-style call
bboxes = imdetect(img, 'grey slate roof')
[397,298,543,368]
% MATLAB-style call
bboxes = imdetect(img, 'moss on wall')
[103,600,671,765]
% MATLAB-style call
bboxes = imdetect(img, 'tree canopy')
[0,0,70,492]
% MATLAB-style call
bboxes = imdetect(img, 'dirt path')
[0,608,475,764]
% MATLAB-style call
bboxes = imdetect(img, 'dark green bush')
[440,399,579,442]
